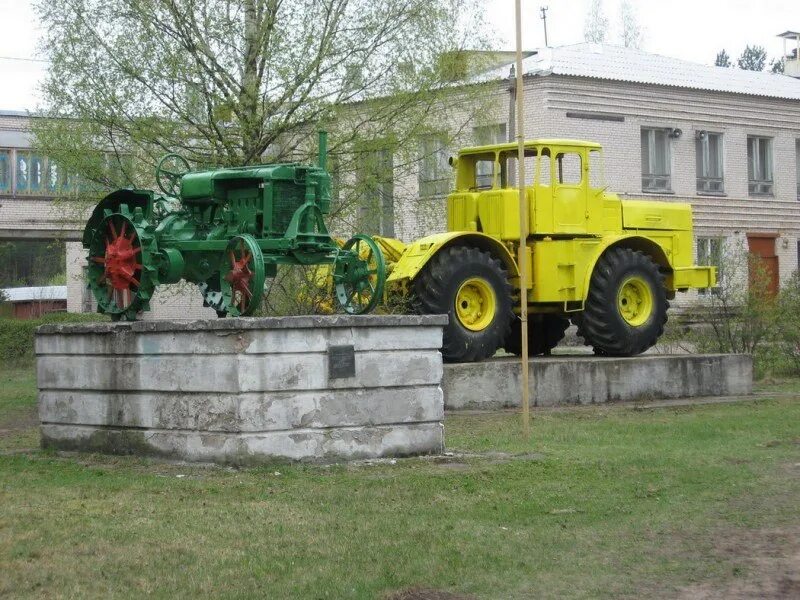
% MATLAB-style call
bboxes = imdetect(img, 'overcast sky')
[0,0,797,111]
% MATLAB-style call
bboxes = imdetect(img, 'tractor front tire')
[503,314,570,357]
[575,247,668,356]
[414,246,513,363]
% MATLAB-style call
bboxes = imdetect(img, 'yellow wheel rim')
[455,277,496,331]
[617,276,654,327]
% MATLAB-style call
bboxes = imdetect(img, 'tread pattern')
[575,247,669,356]
[414,245,513,363]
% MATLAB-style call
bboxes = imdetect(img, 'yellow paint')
[386,231,519,283]
[617,276,654,326]
[378,138,714,309]
[455,277,496,331]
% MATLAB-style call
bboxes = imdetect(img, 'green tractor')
[82,133,386,320]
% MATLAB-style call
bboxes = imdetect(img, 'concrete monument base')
[443,354,753,410]
[36,315,446,464]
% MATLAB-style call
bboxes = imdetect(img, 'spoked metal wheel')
[218,234,265,317]
[333,235,386,315]
[87,208,155,321]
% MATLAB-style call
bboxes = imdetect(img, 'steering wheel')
[155,153,191,197]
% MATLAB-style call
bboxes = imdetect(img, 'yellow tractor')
[379,139,716,362]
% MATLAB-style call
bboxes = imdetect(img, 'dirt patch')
[384,587,476,600]
[677,526,800,599]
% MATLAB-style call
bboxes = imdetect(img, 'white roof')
[486,43,800,101]
[1,286,67,302]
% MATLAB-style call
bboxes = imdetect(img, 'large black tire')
[414,246,513,363]
[575,247,668,356]
[503,314,570,356]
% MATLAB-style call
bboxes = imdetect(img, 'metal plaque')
[328,345,356,379]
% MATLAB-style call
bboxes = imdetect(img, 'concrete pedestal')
[443,354,753,410]
[36,315,446,464]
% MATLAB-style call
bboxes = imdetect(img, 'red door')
[747,234,779,297]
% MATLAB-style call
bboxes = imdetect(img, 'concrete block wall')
[36,315,446,464]
[443,354,753,409]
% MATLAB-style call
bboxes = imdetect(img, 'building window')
[418,135,450,198]
[697,237,724,294]
[0,149,10,193]
[473,124,506,146]
[747,136,773,196]
[795,140,799,199]
[473,124,506,189]
[696,132,724,194]
[641,128,671,192]
[357,148,394,237]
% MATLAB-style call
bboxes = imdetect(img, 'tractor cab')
[448,140,607,238]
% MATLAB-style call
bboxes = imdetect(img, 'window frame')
[641,127,673,193]
[697,236,725,294]
[695,132,725,195]
[795,139,800,200]
[418,134,451,199]
[747,135,774,197]
[357,147,395,237]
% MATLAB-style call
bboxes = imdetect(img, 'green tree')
[715,49,731,67]
[737,45,767,71]
[33,0,490,191]
[770,58,786,74]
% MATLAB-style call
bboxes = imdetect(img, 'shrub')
[0,312,109,367]
[776,272,800,376]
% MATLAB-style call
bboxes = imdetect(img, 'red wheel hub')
[224,248,254,311]
[91,219,142,290]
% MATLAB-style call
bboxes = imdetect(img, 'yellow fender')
[576,234,715,303]
[387,231,519,283]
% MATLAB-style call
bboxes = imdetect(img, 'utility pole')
[515,0,531,439]
[540,6,549,47]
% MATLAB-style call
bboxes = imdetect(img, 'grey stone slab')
[39,386,443,432]
[36,326,443,356]
[36,314,448,336]
[443,354,753,409]
[40,422,444,464]
[236,386,444,431]
[37,350,443,393]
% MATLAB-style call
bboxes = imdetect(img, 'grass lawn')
[0,366,798,599]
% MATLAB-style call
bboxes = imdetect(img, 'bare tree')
[584,0,608,44]
[619,0,642,49]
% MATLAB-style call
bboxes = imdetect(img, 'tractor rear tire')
[503,314,570,357]
[414,245,513,363]
[575,247,668,356]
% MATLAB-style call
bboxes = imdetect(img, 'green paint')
[82,132,386,320]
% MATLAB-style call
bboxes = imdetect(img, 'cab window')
[499,148,537,188]
[556,152,582,185]
[538,148,551,186]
